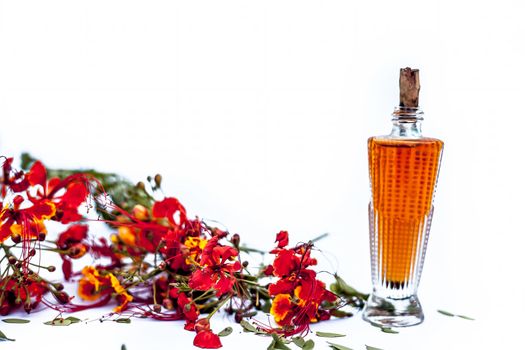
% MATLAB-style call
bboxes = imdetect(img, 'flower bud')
[242,261,249,268]
[231,233,240,247]
[158,261,166,271]
[38,232,46,241]
[47,266,56,272]
[54,291,70,304]
[153,304,162,313]
[54,283,64,291]
[136,181,146,191]
[132,205,149,221]
[154,174,162,188]
[29,248,36,257]
[7,256,17,265]
[24,303,32,314]
[68,243,87,259]
[11,233,21,244]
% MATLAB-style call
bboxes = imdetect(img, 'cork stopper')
[399,68,420,107]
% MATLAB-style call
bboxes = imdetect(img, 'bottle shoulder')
[368,136,444,148]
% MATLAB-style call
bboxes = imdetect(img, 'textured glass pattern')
[367,137,443,299]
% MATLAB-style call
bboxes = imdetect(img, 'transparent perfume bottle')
[363,68,444,327]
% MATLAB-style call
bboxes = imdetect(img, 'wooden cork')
[399,68,420,107]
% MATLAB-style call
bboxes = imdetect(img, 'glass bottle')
[362,68,444,327]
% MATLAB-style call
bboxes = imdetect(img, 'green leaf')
[302,339,315,350]
[437,310,455,317]
[240,319,257,333]
[327,342,353,350]
[380,327,399,334]
[115,318,131,324]
[218,327,233,337]
[292,337,306,347]
[0,330,15,342]
[331,275,368,300]
[315,331,346,338]
[44,318,72,326]
[269,334,291,350]
[330,310,353,318]
[365,346,384,350]
[65,316,82,324]
[457,315,475,321]
[121,345,127,350]
[2,318,30,324]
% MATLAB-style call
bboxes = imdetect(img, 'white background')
[0,1,524,349]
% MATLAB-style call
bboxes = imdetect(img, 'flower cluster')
[0,155,364,349]
[0,157,91,313]
[265,231,338,336]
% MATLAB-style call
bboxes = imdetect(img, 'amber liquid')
[368,137,443,289]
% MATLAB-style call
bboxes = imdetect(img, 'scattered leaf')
[65,316,82,324]
[240,319,257,333]
[330,310,353,318]
[457,315,475,321]
[268,334,291,350]
[115,318,131,324]
[327,342,353,350]
[330,275,368,300]
[315,331,346,338]
[437,309,455,317]
[365,346,383,350]
[44,318,72,326]
[292,337,305,347]
[2,318,30,324]
[218,327,233,337]
[0,330,15,342]
[302,339,315,350]
[380,327,399,334]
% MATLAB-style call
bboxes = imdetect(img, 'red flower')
[57,224,89,257]
[1,158,29,194]
[0,195,56,242]
[272,249,300,277]
[188,237,241,296]
[265,231,339,336]
[193,330,222,349]
[152,197,187,227]
[275,230,289,248]
[0,275,48,315]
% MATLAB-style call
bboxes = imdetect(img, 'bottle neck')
[389,106,424,138]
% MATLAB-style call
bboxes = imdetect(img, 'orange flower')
[109,273,133,312]
[270,294,292,324]
[78,266,111,301]
[77,266,133,312]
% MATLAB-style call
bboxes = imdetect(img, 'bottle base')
[362,293,424,327]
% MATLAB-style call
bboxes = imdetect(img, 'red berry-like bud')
[153,304,162,313]
[7,256,17,265]
[54,291,70,304]
[231,233,240,247]
[158,261,166,271]
[54,283,64,291]
[38,232,46,241]
[24,303,32,314]
[11,234,21,244]
[29,248,36,257]
[47,266,56,272]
